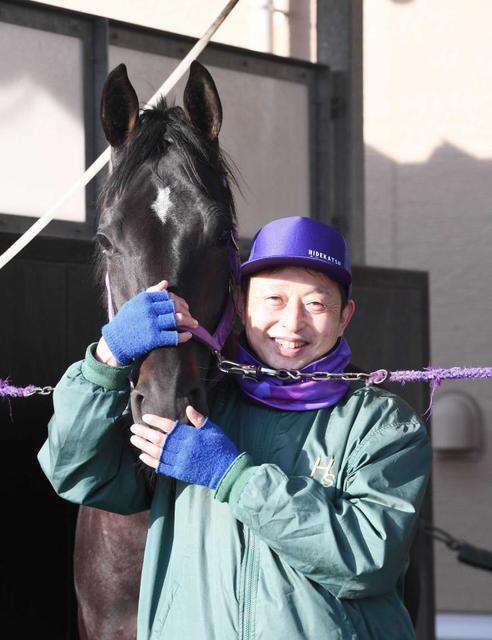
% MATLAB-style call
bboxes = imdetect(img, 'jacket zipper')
[239,526,258,640]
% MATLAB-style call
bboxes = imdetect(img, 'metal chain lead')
[25,386,55,397]
[214,352,385,383]
[3,353,385,400]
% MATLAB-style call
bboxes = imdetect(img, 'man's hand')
[97,280,198,366]
[130,406,240,490]
[129,410,181,469]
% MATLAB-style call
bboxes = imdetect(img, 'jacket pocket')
[150,581,180,638]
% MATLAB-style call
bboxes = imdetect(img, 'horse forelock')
[99,98,237,218]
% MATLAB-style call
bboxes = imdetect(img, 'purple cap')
[241,216,352,293]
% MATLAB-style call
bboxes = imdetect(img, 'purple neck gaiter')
[235,337,352,411]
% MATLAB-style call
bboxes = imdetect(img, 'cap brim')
[240,256,351,287]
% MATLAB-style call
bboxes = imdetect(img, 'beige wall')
[30,0,315,60]
[364,0,492,613]
[33,0,252,49]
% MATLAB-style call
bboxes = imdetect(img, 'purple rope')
[367,366,492,386]
[0,378,39,398]
[367,366,492,415]
[2,366,492,400]
[392,366,492,383]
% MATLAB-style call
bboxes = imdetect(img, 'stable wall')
[364,0,492,615]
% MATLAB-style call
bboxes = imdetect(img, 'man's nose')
[280,299,304,333]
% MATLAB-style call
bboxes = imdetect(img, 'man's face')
[243,267,355,370]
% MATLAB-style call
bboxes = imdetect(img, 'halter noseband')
[105,230,240,355]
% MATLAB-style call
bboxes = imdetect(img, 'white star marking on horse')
[151,186,173,223]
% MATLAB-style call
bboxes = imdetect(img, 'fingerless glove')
[157,418,240,489]
[102,289,177,365]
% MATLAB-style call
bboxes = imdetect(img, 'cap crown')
[241,216,352,291]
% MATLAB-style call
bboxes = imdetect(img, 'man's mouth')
[273,338,308,351]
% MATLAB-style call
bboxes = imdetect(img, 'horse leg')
[74,506,148,640]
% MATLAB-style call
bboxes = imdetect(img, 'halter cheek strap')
[105,271,116,321]
[186,296,234,353]
[185,230,240,352]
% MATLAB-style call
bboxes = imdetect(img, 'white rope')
[0,0,240,271]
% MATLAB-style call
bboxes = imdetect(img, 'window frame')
[0,0,331,242]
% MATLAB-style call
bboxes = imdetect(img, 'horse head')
[97,61,237,422]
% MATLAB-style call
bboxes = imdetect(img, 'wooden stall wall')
[0,233,104,637]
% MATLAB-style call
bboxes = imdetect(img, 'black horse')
[74,61,237,640]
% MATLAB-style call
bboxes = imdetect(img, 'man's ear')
[233,285,246,324]
[339,299,356,336]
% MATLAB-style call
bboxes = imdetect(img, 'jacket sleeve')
[215,416,431,599]
[38,344,152,515]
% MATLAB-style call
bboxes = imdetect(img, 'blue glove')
[157,418,240,489]
[102,289,177,365]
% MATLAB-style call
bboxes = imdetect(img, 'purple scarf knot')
[235,337,352,411]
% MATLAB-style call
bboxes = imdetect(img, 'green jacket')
[38,345,431,640]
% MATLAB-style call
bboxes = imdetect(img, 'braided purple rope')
[0,378,44,398]
[367,366,492,415]
[367,366,492,386]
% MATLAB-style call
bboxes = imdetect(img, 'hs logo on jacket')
[310,456,336,487]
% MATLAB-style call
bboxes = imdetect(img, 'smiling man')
[39,216,431,640]
[243,266,354,369]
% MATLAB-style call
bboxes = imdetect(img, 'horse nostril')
[182,387,208,417]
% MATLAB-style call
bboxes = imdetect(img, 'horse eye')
[96,232,114,254]
[217,229,231,245]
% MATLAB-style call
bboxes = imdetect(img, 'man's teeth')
[275,339,306,349]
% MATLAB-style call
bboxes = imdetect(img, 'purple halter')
[186,297,234,352]
[186,230,240,352]
[105,230,240,354]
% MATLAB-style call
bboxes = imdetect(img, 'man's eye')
[306,301,326,311]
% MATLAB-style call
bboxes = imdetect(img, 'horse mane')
[99,97,237,217]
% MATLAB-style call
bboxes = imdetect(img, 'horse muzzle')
[130,345,210,423]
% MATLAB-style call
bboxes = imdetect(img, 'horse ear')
[183,61,223,141]
[100,64,139,148]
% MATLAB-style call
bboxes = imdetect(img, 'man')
[39,216,431,639]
